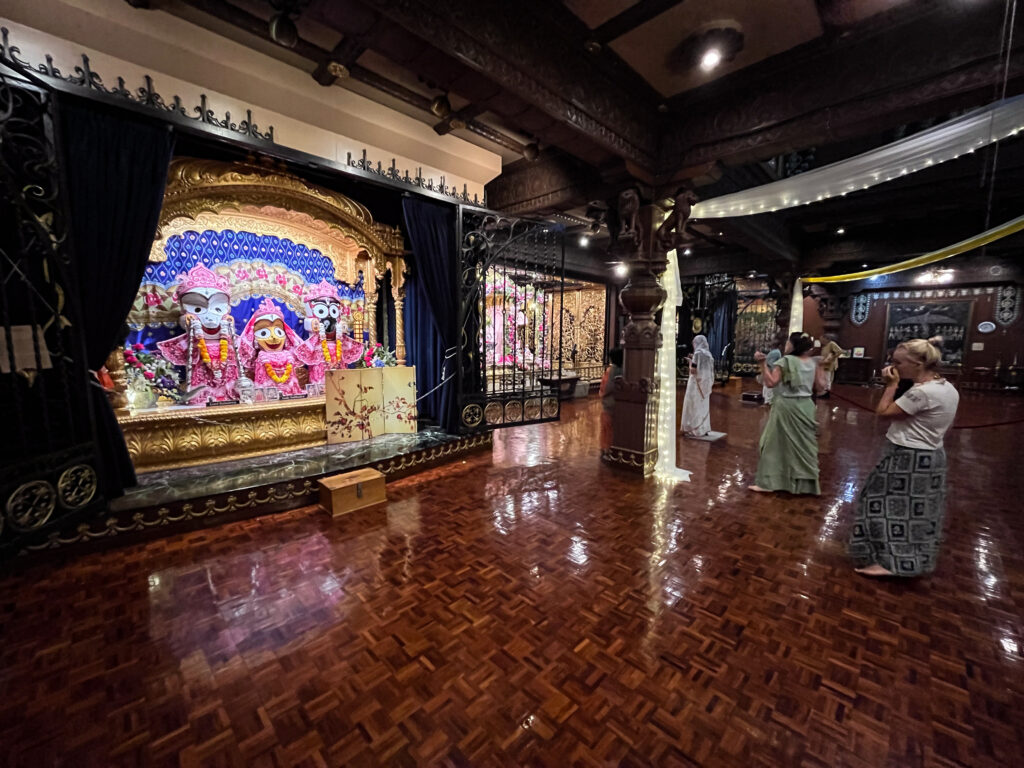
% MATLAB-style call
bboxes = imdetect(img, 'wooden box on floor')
[318,468,386,517]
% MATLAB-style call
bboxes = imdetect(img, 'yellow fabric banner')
[803,213,1024,284]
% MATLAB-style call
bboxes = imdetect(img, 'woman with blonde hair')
[750,332,827,494]
[849,337,959,577]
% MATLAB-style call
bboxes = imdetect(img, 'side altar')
[106,158,416,473]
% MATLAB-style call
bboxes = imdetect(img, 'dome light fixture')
[668,23,744,75]
[700,48,723,72]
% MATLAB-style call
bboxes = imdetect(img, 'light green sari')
[754,356,820,495]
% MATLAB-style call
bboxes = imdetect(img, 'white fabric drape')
[680,335,714,436]
[788,278,804,334]
[655,249,691,482]
[690,95,1024,219]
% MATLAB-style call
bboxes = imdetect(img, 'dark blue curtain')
[707,291,737,361]
[59,98,175,497]
[401,198,458,433]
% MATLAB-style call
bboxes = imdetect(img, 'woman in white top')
[680,334,715,437]
[848,337,960,577]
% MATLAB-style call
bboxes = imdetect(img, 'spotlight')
[862,263,868,268]
[523,143,540,161]
[269,13,298,48]
[579,235,590,247]
[614,264,628,277]
[700,48,723,71]
[836,227,845,235]
[683,247,692,256]
[429,94,452,119]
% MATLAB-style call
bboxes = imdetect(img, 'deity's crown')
[173,264,230,301]
[252,296,284,324]
[304,280,340,305]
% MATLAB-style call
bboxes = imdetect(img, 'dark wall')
[838,285,1023,381]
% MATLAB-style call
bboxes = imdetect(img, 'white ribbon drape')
[655,248,692,482]
[690,95,1024,219]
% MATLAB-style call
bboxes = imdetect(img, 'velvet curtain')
[707,291,736,363]
[401,198,459,433]
[59,98,175,498]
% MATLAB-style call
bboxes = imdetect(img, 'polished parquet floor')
[1,381,1022,767]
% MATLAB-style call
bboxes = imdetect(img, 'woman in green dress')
[749,332,827,495]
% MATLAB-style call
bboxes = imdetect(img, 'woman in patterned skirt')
[849,337,959,577]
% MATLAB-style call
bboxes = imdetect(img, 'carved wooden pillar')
[104,348,130,416]
[603,197,667,476]
[395,286,407,366]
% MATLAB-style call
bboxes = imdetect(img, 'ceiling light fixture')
[579,235,590,247]
[614,264,628,277]
[836,227,845,235]
[522,143,540,161]
[683,247,692,256]
[429,94,452,119]
[700,48,723,71]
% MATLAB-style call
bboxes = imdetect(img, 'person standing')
[761,347,783,406]
[750,332,827,494]
[819,334,846,398]
[599,347,623,452]
[849,338,959,577]
[680,334,715,437]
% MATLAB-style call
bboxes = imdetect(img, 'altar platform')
[21,427,491,556]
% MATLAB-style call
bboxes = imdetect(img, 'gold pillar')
[104,348,130,416]
[366,295,378,345]
[395,289,406,366]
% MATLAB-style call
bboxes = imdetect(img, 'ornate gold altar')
[110,158,411,473]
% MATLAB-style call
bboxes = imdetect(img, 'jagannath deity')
[156,264,246,403]
[297,280,364,386]
[237,297,307,396]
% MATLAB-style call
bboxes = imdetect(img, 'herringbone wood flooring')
[1,382,1022,767]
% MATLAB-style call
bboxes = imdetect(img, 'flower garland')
[264,362,293,384]
[198,337,229,368]
[321,338,342,364]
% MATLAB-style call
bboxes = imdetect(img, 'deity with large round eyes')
[156,264,247,403]
[237,297,307,395]
[295,280,364,386]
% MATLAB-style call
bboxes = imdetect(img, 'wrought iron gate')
[456,208,565,430]
[732,290,779,375]
[0,64,103,555]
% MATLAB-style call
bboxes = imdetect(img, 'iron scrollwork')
[0,27,275,143]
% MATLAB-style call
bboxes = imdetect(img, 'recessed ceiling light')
[700,48,723,71]
[683,248,692,256]
[836,227,845,235]
[862,263,868,268]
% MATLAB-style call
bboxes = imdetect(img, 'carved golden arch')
[150,158,406,300]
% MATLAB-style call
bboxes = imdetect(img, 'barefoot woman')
[849,338,959,577]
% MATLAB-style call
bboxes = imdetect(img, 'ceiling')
[145,0,1024,278]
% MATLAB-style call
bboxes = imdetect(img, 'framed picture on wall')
[852,346,865,358]
[884,299,972,366]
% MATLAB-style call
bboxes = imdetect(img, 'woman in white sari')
[680,334,715,437]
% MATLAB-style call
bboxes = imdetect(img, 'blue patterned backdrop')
[128,229,365,349]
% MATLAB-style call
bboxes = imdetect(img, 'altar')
[105,158,419,473]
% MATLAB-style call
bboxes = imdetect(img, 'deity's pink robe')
[296,333,364,385]
[157,329,240,404]
[251,348,306,396]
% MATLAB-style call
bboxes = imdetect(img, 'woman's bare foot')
[748,485,771,493]
[855,564,894,577]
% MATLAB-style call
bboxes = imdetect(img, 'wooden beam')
[590,0,685,45]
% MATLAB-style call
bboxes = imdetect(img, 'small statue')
[157,264,246,403]
[237,297,307,396]
[296,280,365,387]
[616,188,642,247]
[656,188,698,253]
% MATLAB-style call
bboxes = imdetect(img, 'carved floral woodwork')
[121,397,328,472]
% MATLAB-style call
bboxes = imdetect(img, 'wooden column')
[603,197,667,476]
[366,295,377,345]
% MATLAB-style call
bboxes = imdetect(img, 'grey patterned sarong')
[848,439,947,577]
